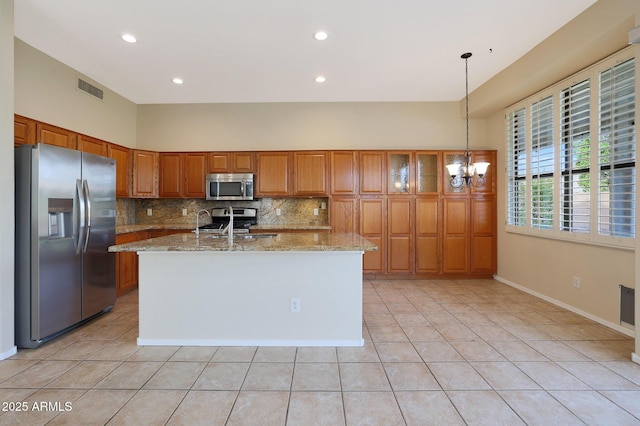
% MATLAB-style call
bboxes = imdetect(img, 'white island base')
[137,251,364,347]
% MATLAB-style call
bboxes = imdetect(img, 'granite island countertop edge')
[109,232,376,253]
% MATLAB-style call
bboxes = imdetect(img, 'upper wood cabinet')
[36,122,77,149]
[208,152,254,173]
[183,153,208,198]
[14,115,36,146]
[77,134,108,156]
[293,151,328,196]
[359,151,385,195]
[416,151,440,194]
[388,152,412,195]
[132,150,159,198]
[159,153,183,198]
[331,151,358,195]
[255,152,291,197]
[107,144,131,197]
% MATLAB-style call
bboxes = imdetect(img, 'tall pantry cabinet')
[330,149,496,278]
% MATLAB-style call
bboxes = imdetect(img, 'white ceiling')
[14,0,598,104]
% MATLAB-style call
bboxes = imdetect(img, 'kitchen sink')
[203,233,278,240]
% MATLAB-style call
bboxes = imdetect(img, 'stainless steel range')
[198,207,257,233]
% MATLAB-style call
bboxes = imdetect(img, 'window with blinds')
[530,96,554,230]
[504,48,635,248]
[598,58,636,238]
[506,108,526,227]
[560,79,591,233]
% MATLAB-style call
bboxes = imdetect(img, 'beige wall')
[137,102,487,152]
[0,0,15,358]
[14,39,137,148]
[478,0,640,349]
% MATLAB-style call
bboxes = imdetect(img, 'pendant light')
[445,52,490,188]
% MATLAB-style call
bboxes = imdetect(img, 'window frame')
[505,47,635,250]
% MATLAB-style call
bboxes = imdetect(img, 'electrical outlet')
[147,208,153,216]
[573,276,581,288]
[182,208,188,216]
[313,208,319,216]
[276,208,282,216]
[290,297,300,313]
[321,202,327,210]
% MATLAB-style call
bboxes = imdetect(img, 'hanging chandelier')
[445,52,490,188]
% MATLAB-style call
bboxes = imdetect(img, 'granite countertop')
[109,232,377,253]
[116,223,331,235]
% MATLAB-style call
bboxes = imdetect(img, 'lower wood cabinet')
[329,198,358,233]
[115,231,147,296]
[360,198,385,273]
[387,198,412,273]
[415,198,440,274]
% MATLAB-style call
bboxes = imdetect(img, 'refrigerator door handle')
[82,179,92,253]
[75,179,86,255]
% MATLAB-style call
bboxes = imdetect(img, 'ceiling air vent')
[77,78,104,100]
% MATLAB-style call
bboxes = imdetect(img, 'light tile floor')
[1,279,639,425]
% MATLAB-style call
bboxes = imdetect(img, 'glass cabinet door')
[416,152,438,194]
[444,152,467,194]
[388,153,411,194]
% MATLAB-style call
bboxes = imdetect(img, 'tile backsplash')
[116,197,329,228]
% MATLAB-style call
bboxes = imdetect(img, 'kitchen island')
[109,232,376,347]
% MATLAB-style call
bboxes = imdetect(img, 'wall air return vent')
[77,78,104,100]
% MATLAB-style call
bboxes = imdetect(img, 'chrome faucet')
[195,209,211,237]
[222,206,234,241]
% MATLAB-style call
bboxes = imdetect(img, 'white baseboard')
[137,338,365,347]
[0,346,17,360]
[632,352,640,365]
[494,275,635,338]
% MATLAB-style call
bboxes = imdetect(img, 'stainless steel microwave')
[206,173,254,201]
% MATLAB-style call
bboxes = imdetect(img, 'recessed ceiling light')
[314,76,326,83]
[314,31,328,41]
[121,34,137,43]
[172,78,184,85]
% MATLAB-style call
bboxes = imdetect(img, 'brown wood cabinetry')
[115,231,147,296]
[159,152,207,198]
[331,151,358,195]
[14,115,36,146]
[183,153,208,197]
[255,152,291,197]
[132,150,159,198]
[330,198,358,233]
[360,198,385,273]
[388,198,413,273]
[108,144,131,197]
[36,122,77,149]
[470,198,496,273]
[415,198,440,273]
[360,151,385,195]
[388,152,412,195]
[159,153,183,197]
[293,151,328,196]
[77,134,108,156]
[442,198,469,274]
[208,152,254,173]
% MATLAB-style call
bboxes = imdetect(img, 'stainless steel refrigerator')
[15,143,116,348]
